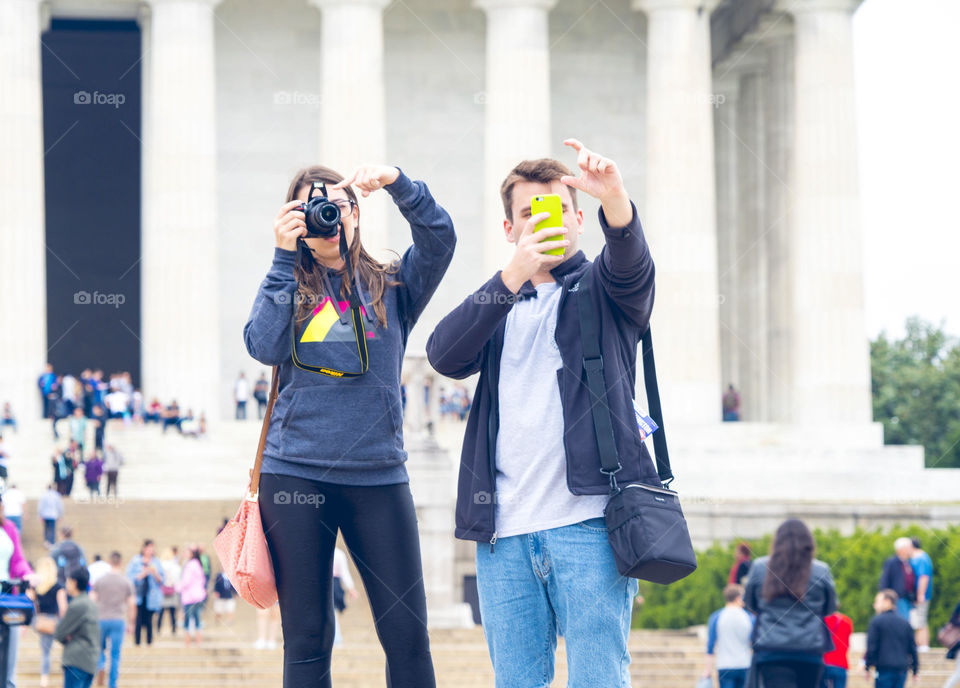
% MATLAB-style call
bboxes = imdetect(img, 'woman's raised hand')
[274,200,307,251]
[332,165,400,197]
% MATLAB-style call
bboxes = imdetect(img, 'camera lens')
[319,203,340,226]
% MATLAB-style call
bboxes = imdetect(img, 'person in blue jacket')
[244,163,455,688]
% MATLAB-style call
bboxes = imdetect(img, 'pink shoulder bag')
[213,366,279,609]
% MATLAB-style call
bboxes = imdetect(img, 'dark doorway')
[41,18,142,386]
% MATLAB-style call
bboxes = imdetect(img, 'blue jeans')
[719,667,748,688]
[43,519,57,545]
[821,665,847,688]
[63,665,93,688]
[875,669,907,688]
[98,619,125,688]
[183,601,204,633]
[475,517,638,688]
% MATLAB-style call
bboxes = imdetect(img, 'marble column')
[475,0,557,276]
[733,51,768,422]
[712,71,739,410]
[783,0,870,424]
[141,0,222,419]
[0,0,47,421]
[634,0,722,425]
[309,0,390,258]
[762,15,795,423]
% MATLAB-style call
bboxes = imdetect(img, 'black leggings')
[758,660,824,688]
[259,473,435,688]
[134,602,154,645]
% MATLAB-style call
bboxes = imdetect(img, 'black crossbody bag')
[576,277,697,584]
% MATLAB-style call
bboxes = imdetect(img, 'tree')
[871,317,960,467]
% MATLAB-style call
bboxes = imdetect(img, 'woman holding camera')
[244,163,455,687]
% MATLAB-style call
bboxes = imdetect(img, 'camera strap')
[290,213,370,378]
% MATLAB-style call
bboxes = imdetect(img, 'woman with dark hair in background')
[244,162,455,687]
[744,519,837,688]
[729,541,753,586]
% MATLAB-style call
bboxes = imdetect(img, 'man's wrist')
[500,267,523,294]
[599,189,633,228]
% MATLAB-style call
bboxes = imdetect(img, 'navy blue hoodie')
[243,170,455,485]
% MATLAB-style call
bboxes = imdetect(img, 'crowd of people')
[36,363,208,441]
[701,522,954,688]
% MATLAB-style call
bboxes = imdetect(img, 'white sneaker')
[254,638,266,650]
[919,645,930,653]
[266,640,277,650]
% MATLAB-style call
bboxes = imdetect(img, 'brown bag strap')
[248,366,280,499]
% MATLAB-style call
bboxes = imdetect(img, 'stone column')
[475,0,558,275]
[309,0,390,257]
[762,15,795,423]
[733,51,768,422]
[0,0,47,421]
[141,0,222,419]
[783,0,870,424]
[634,0,722,425]
[712,71,739,407]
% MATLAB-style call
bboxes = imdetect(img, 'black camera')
[300,182,341,239]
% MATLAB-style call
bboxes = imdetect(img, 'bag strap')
[575,276,673,487]
[248,366,280,499]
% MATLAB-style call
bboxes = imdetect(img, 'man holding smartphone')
[427,139,656,686]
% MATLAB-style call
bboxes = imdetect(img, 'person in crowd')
[180,409,204,438]
[255,604,282,651]
[253,372,269,419]
[2,483,26,532]
[822,604,854,688]
[0,433,10,480]
[723,384,741,421]
[126,539,165,646]
[212,570,236,626]
[234,372,249,420]
[332,546,358,647]
[247,160,455,687]
[55,566,100,688]
[703,584,754,688]
[87,554,110,587]
[90,405,106,453]
[910,538,933,652]
[943,596,960,688]
[880,538,917,621]
[39,363,57,418]
[92,552,135,688]
[143,398,162,424]
[27,557,68,688]
[0,493,36,688]
[157,547,181,636]
[177,545,206,646]
[729,542,753,586]
[51,527,87,588]
[102,445,124,499]
[38,484,64,545]
[130,389,144,424]
[84,452,103,497]
[52,445,75,497]
[744,519,837,688]
[426,141,648,687]
[161,400,182,434]
[865,589,919,688]
[68,408,88,462]
[0,403,16,434]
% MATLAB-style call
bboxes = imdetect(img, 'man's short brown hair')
[879,588,899,606]
[723,584,743,603]
[500,158,578,222]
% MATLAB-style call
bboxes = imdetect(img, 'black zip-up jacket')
[426,201,657,544]
[865,610,919,675]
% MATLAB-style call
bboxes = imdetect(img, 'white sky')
[854,0,960,339]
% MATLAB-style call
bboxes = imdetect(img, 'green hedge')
[633,524,960,641]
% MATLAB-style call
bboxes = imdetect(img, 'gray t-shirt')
[94,571,134,620]
[494,280,608,538]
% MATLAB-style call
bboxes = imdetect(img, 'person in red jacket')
[822,606,854,687]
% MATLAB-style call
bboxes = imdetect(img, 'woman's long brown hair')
[285,165,401,331]
[762,519,815,602]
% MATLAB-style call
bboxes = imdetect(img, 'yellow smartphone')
[530,194,565,257]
